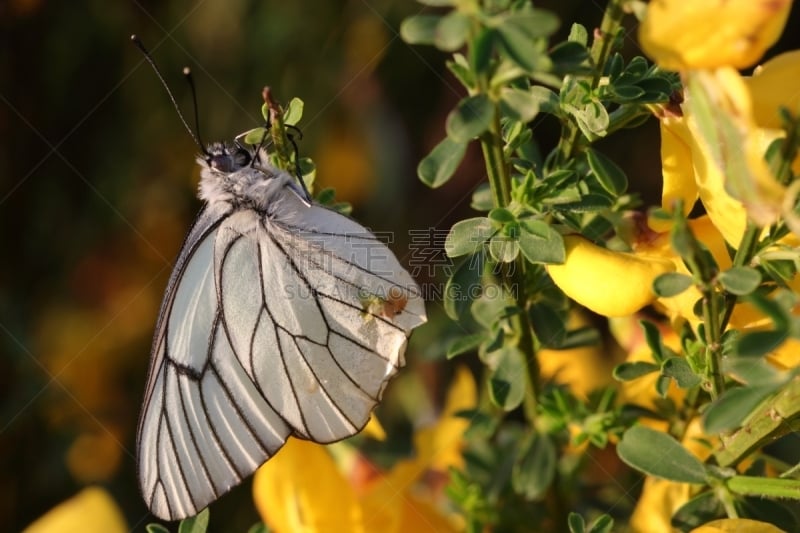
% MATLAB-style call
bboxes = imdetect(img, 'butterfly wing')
[229,195,426,443]
[137,205,292,520]
[138,187,426,520]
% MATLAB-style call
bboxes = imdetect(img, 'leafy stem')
[554,0,628,164]
[480,101,539,419]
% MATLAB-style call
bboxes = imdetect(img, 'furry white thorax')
[196,145,295,211]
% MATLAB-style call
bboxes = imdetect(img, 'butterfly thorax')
[197,143,294,211]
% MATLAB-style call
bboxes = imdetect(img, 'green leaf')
[246,524,270,533]
[736,497,797,532]
[471,184,493,211]
[243,127,268,145]
[724,356,781,386]
[656,373,675,397]
[471,287,513,330]
[568,513,586,533]
[488,346,527,411]
[179,508,210,533]
[529,303,567,348]
[587,515,614,533]
[560,326,601,350]
[447,53,474,89]
[703,385,778,433]
[550,41,591,75]
[444,253,484,320]
[617,426,707,484]
[469,28,494,77]
[512,432,556,498]
[417,137,467,187]
[568,23,588,46]
[549,193,613,212]
[488,207,515,224]
[445,217,494,257]
[613,361,659,381]
[498,11,560,39]
[499,87,541,122]
[417,0,454,5]
[661,357,702,388]
[494,19,551,73]
[640,320,667,363]
[146,525,171,533]
[489,235,519,263]
[653,272,693,297]
[607,84,646,102]
[671,491,725,531]
[530,86,561,115]
[718,266,763,296]
[517,220,565,264]
[446,94,494,142]
[400,15,441,45]
[736,329,789,357]
[585,148,627,195]
[434,11,470,51]
[447,333,486,359]
[573,101,609,139]
[283,97,304,125]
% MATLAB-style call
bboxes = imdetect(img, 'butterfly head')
[197,142,295,211]
[204,142,254,173]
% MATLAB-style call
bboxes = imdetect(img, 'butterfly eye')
[208,153,234,173]
[233,149,251,167]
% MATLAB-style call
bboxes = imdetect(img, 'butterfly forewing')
[138,177,425,520]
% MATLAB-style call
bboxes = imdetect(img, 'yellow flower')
[252,367,476,533]
[23,487,127,533]
[547,235,675,317]
[639,0,792,70]
[745,50,800,130]
[655,70,789,246]
[691,518,787,533]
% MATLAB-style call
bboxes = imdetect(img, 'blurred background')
[2,0,800,531]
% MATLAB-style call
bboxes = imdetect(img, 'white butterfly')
[137,141,426,520]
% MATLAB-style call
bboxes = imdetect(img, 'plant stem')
[480,105,539,421]
[554,0,627,165]
[727,475,800,500]
[714,377,800,468]
[701,289,725,399]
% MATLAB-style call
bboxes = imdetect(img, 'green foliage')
[617,426,707,484]
[401,0,800,530]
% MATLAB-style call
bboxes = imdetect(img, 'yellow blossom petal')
[547,235,675,317]
[406,366,476,474]
[654,115,698,231]
[629,476,692,533]
[23,487,127,533]
[362,415,387,441]
[253,438,362,533]
[682,69,785,243]
[639,0,792,70]
[745,50,800,129]
[691,518,787,533]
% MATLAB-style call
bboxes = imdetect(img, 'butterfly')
[135,133,427,520]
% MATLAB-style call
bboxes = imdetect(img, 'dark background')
[2,0,799,530]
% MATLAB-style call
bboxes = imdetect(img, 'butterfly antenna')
[130,35,209,156]
[287,132,305,186]
[182,67,208,152]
